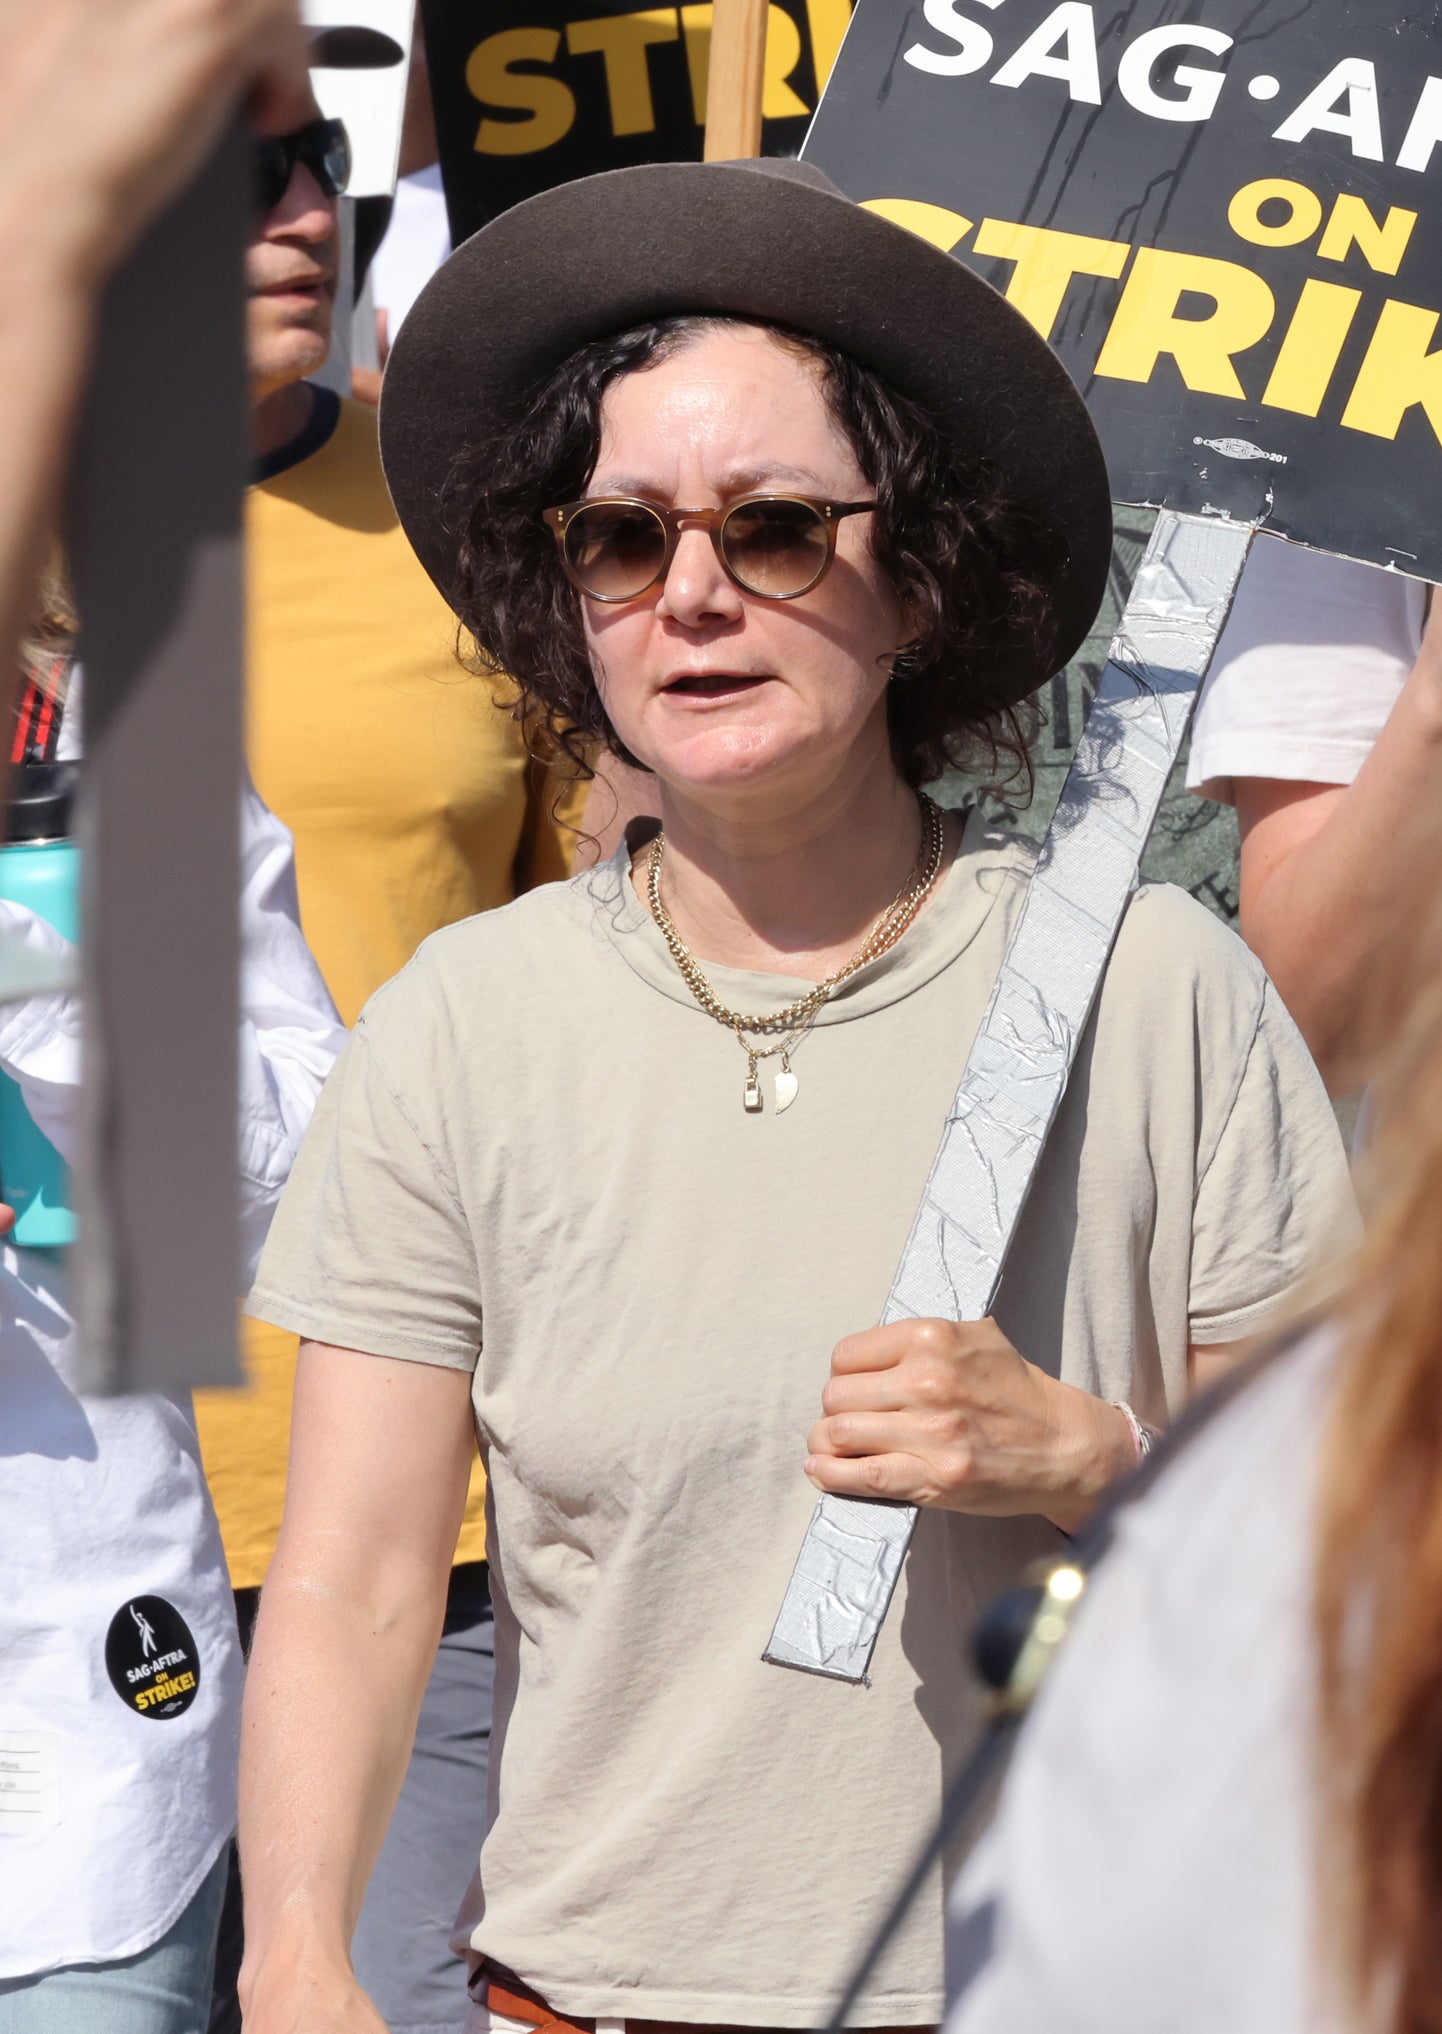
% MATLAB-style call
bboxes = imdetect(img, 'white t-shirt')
[0,750,345,1977]
[945,1325,1343,2034]
[1186,535,1427,806]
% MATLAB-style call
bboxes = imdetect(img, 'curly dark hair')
[445,315,1063,796]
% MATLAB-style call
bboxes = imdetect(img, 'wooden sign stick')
[703,0,767,160]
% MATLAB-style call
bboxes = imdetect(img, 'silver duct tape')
[761,1496,917,1679]
[764,509,1255,1683]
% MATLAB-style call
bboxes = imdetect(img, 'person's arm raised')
[238,1341,476,2034]
[0,0,307,697]
[1234,593,1442,1095]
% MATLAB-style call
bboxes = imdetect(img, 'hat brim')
[309,24,405,67]
[380,159,1113,704]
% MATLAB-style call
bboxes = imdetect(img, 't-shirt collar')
[585,804,1024,1025]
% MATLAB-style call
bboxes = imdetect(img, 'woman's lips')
[662,673,770,699]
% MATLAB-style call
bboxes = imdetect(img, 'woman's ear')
[890,582,925,663]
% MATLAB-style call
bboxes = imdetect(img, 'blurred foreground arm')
[0,0,307,700]
[1234,596,1442,1095]
[238,1341,475,2034]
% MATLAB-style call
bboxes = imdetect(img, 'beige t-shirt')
[250,809,1353,2029]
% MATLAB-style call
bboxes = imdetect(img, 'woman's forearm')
[237,1537,451,2004]
[236,1342,476,2026]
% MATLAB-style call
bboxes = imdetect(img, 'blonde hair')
[1317,897,1442,2032]
[20,545,77,689]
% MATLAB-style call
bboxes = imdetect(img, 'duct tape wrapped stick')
[764,508,1255,1682]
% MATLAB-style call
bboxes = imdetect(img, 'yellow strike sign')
[465,1,851,152]
[863,180,1436,447]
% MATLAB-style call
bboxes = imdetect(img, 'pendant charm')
[744,1055,763,1113]
[774,1060,799,1114]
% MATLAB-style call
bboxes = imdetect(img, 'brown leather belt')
[478,1963,934,2034]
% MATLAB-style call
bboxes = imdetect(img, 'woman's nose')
[655,523,743,627]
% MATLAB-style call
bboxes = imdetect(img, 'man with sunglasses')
[246,109,347,465]
[199,86,586,2034]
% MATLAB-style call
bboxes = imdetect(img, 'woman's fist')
[804,1316,1136,1534]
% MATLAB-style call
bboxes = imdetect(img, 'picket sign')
[418,1,853,244]
[805,1,1442,583]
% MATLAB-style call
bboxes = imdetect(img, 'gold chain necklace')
[646,793,946,1114]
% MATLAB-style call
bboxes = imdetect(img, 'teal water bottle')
[0,760,79,1249]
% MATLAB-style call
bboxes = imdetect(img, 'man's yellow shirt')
[194,393,581,1589]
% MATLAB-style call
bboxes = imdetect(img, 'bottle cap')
[5,760,77,844]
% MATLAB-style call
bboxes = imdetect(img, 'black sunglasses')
[253,117,351,214]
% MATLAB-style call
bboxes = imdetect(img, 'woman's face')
[582,326,909,815]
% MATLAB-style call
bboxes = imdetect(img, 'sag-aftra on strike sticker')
[807,1,1442,582]
[104,1597,202,1722]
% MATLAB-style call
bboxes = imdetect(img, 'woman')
[237,160,1351,2034]
[944,878,1442,2034]
[0,615,344,2026]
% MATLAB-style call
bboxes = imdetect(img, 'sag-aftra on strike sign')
[805,1,1442,582]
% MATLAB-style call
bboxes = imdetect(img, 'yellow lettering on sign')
[1094,247,1275,398]
[807,0,852,96]
[973,219,1129,340]
[859,199,973,252]
[466,29,576,156]
[567,10,679,138]
[1226,178,1322,249]
[1261,279,1363,416]
[679,5,810,125]
[1317,195,1418,277]
[1342,300,1442,445]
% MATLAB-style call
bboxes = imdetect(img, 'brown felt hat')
[379,158,1113,703]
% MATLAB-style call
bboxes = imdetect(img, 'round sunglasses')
[252,117,351,215]
[541,495,877,603]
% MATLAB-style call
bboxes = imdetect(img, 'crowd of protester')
[0,6,1439,2034]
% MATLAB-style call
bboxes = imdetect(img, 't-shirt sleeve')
[245,1010,482,1373]
[1187,979,1357,1344]
[1185,536,1426,806]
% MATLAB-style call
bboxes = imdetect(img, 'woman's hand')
[805,1318,1137,1535]
[240,1943,390,2034]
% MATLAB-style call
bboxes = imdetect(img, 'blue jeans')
[0,1844,227,2034]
